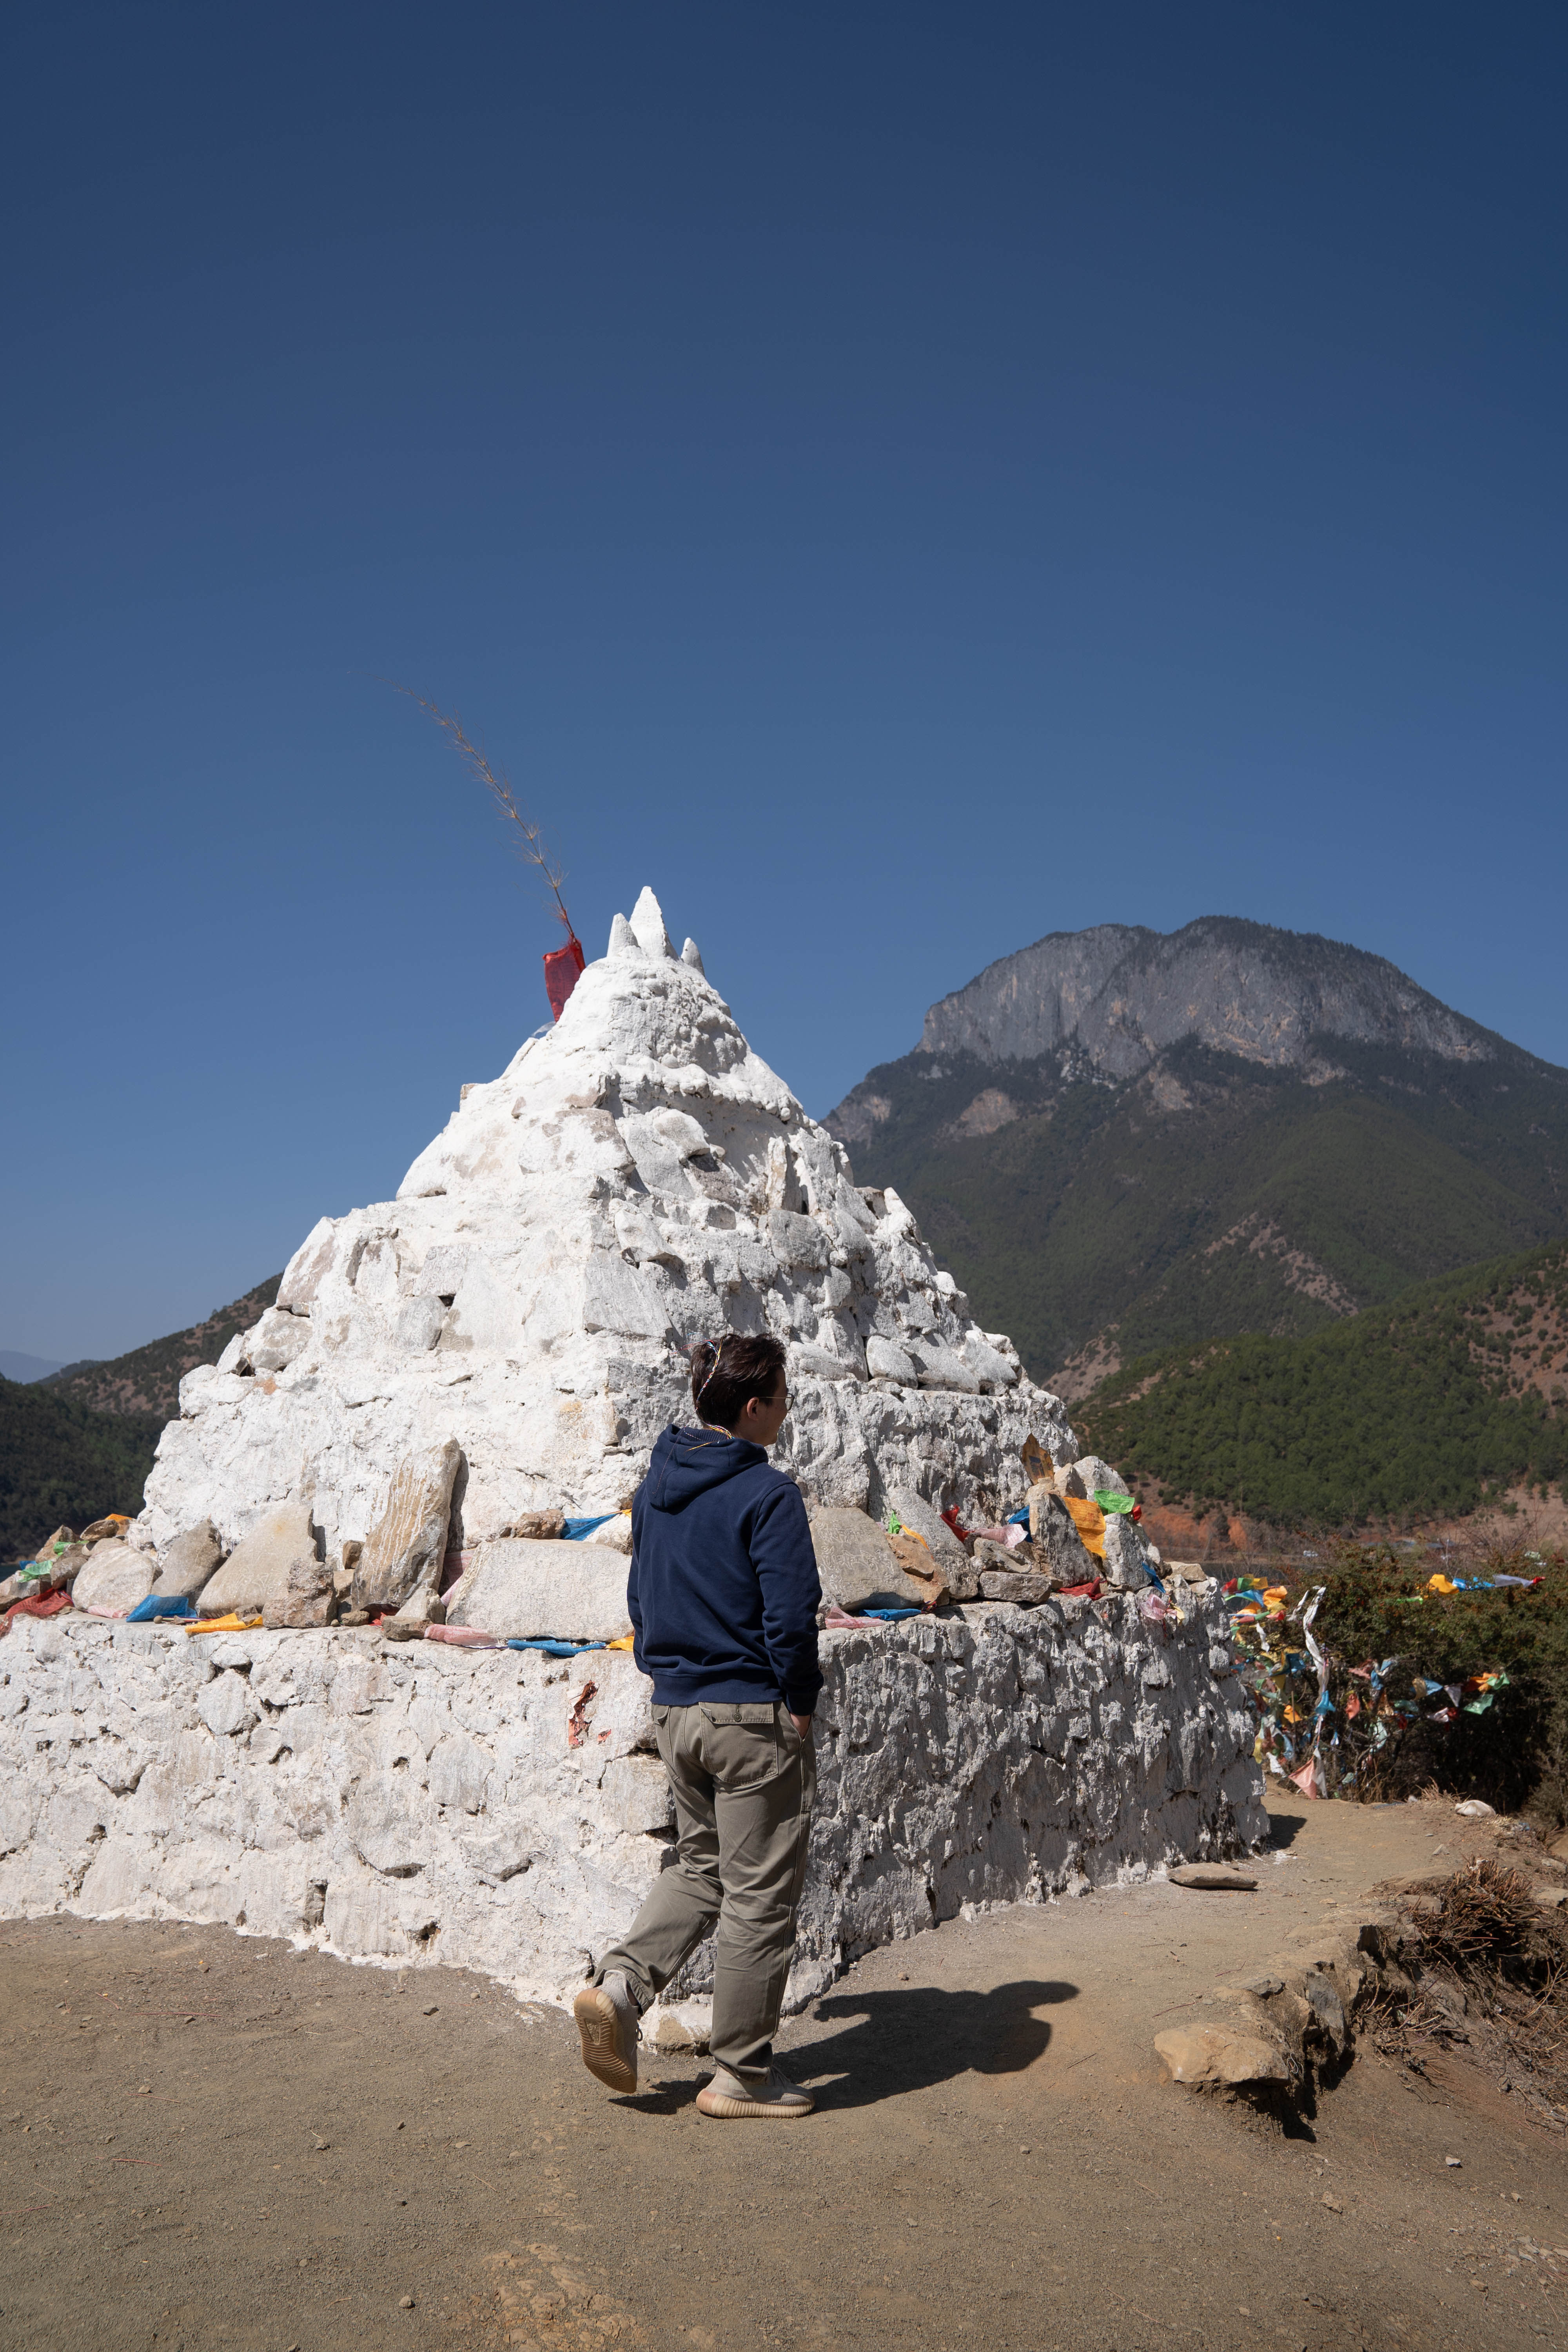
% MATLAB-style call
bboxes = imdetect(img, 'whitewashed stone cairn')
[6,889,1265,1998]
[140,886,1073,1558]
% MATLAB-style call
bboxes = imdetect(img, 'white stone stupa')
[0,889,1262,2005]
[142,888,1077,1572]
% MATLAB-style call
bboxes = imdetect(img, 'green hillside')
[834,1037,1568,1388]
[0,1379,160,1563]
[3,1276,281,1561]
[43,1275,281,1422]
[1076,1240,1568,1526]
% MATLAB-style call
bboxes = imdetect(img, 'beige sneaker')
[573,1972,639,2095]
[695,2063,814,2120]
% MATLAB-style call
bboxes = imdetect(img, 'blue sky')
[4,1,1565,1361]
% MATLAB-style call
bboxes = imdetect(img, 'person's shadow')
[614,1978,1078,2115]
[786,1978,1077,2108]
[1267,1806,1308,1849]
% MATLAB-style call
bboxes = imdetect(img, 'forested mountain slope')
[0,1379,160,1563]
[1076,1239,1568,1526]
[2,1276,282,1559]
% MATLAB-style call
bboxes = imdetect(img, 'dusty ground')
[3,1792,1565,2352]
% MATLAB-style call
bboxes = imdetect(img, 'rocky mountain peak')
[916,916,1497,1081]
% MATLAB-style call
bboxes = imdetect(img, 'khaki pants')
[596,1700,816,2082]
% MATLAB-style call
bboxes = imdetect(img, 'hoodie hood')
[645,1423,770,1512]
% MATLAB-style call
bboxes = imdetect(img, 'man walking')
[573,1333,820,2119]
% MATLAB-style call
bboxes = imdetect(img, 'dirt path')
[3,1793,1564,2352]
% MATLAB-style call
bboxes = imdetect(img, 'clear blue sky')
[4,1,1565,1363]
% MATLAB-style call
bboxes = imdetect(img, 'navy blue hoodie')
[628,1425,823,1715]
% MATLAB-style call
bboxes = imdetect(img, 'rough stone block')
[71,1543,156,1618]
[196,1669,260,1739]
[642,1997,712,2051]
[1154,2024,1291,2089]
[1029,1492,1097,1585]
[582,1250,672,1340]
[352,1439,461,1613]
[445,1537,632,1639]
[808,1508,928,1611]
[1063,1455,1128,1499]
[911,1346,981,1394]
[768,1210,830,1270]
[81,1515,133,1546]
[1101,1515,1148,1590]
[198,1504,320,1619]
[978,1569,1055,1606]
[864,1336,918,1383]
[886,1490,969,1571]
[152,1521,224,1600]
[261,1553,335,1630]
[600,1755,675,1833]
[248,1308,311,1374]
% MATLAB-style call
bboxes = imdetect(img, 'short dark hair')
[690,1333,787,1430]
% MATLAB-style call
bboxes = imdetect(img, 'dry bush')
[1383,1855,1568,2126]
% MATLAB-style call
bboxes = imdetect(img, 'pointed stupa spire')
[628,886,675,959]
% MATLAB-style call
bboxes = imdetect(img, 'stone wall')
[0,1594,1263,2008]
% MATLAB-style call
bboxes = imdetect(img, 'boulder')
[1169,1864,1258,1891]
[507,1510,565,1540]
[16,1543,91,1595]
[261,1551,336,1630]
[1101,1516,1149,1590]
[978,1569,1056,1607]
[585,1514,633,1554]
[808,1507,930,1612]
[1062,1455,1129,1500]
[71,1542,156,1617]
[352,1439,462,1613]
[973,1537,1033,1575]
[198,1503,321,1619]
[1029,1492,1098,1585]
[1154,2024,1291,2090]
[152,1521,225,1600]
[31,1525,76,1559]
[886,1490,969,1572]
[444,1537,632,1640]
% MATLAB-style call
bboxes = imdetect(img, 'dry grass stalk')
[394,686,575,934]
